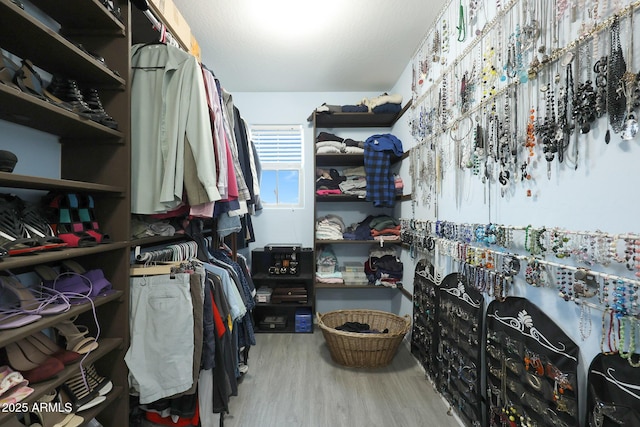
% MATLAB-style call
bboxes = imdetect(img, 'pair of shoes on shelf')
[47,76,118,129]
[3,331,81,383]
[0,194,68,255]
[0,275,70,316]
[46,193,110,247]
[35,261,113,300]
[60,363,111,413]
[0,365,33,405]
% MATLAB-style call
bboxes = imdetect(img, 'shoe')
[0,198,45,255]
[23,390,84,427]
[52,319,99,354]
[60,260,113,297]
[0,310,41,330]
[82,89,118,130]
[34,265,93,303]
[13,59,48,101]
[0,276,69,316]
[0,365,33,405]
[76,195,111,243]
[4,339,65,384]
[0,195,68,251]
[26,331,82,365]
[46,76,97,120]
[61,365,108,412]
[45,193,98,248]
[82,363,112,396]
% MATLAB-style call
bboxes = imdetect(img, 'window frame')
[251,124,305,208]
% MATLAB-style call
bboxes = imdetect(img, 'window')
[251,124,304,207]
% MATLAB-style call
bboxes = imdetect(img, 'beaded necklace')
[620,11,638,141]
[607,16,627,134]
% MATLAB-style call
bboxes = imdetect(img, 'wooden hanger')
[130,261,184,277]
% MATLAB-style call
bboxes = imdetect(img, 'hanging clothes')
[130,43,221,214]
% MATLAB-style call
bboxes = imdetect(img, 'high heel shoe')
[0,276,69,316]
[60,366,107,412]
[53,319,99,354]
[26,331,82,365]
[4,339,64,384]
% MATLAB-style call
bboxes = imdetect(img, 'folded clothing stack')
[360,93,403,114]
[315,132,364,154]
[365,244,403,288]
[315,214,345,240]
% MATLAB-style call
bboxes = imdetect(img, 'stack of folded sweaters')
[308,93,403,117]
[315,132,364,154]
[315,214,345,240]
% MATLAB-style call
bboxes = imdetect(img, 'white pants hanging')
[126,273,194,404]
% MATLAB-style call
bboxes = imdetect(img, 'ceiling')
[170,0,448,93]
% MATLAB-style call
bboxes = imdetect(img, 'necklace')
[607,16,627,134]
[620,10,638,140]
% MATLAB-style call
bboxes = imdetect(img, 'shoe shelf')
[28,0,125,35]
[0,291,123,348]
[0,243,130,271]
[0,0,126,88]
[0,85,124,140]
[0,172,125,193]
[0,338,122,426]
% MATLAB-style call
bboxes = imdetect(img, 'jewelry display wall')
[437,273,484,427]
[587,353,640,426]
[486,297,580,427]
[407,0,640,211]
[411,259,440,381]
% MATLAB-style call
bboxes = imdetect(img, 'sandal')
[0,198,44,255]
[0,276,69,316]
[26,331,82,365]
[0,309,41,330]
[20,201,67,251]
[60,366,107,412]
[59,261,113,297]
[52,318,99,354]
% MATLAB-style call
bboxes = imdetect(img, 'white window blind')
[252,125,303,164]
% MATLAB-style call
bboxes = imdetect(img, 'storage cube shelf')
[251,248,314,333]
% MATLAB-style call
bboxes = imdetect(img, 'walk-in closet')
[1,0,639,426]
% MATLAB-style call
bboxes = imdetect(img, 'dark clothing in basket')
[335,321,388,334]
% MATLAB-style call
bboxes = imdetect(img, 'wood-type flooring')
[222,328,462,427]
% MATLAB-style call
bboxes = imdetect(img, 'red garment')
[211,289,226,338]
[371,225,401,237]
[316,189,342,195]
[145,401,199,426]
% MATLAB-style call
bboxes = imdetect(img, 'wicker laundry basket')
[317,309,411,368]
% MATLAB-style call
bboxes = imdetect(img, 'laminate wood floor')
[222,328,462,427]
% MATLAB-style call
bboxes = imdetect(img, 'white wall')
[233,90,408,313]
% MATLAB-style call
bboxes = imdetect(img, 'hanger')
[129,261,184,276]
